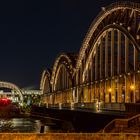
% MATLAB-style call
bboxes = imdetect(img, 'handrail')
[103,113,140,133]
[103,119,118,133]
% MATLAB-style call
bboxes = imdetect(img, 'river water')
[0,117,63,133]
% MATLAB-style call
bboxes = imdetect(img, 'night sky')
[0,0,123,88]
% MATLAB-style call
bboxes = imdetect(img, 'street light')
[130,85,135,91]
[108,88,112,93]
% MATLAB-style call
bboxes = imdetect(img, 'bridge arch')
[51,53,76,104]
[76,1,140,71]
[40,69,52,94]
[0,81,23,104]
[54,64,72,91]
[81,26,140,103]
[75,1,140,103]
[41,1,140,107]
[83,25,139,79]
[51,53,76,91]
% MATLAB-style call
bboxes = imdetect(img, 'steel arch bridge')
[0,81,23,104]
[40,1,140,109]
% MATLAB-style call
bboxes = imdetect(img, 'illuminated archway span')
[0,81,23,103]
[76,1,140,71]
[83,24,140,80]
[51,53,77,91]
[80,25,140,103]
[53,64,72,91]
[41,1,140,105]
[40,69,52,94]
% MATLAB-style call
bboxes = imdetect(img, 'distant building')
[21,89,42,95]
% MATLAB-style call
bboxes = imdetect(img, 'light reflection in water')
[0,117,56,133]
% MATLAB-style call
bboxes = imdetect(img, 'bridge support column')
[76,87,79,103]
[105,31,109,103]
[99,82,102,102]
[111,29,114,77]
[105,80,111,103]
[125,35,129,103]
[117,77,121,103]
[91,84,95,102]
[100,37,103,79]
[125,76,132,102]
[100,81,105,102]
[104,80,107,103]
[95,45,98,80]
[111,79,116,102]
[76,71,80,103]
[105,31,108,78]
[134,47,138,102]
[136,72,140,102]
[110,29,115,103]
[117,30,121,103]
[117,30,121,74]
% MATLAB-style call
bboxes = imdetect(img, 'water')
[0,117,62,133]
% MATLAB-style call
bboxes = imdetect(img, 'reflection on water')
[11,118,40,132]
[0,117,61,133]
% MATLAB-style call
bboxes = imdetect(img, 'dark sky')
[0,0,122,88]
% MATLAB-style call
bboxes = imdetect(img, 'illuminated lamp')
[136,35,140,40]
[128,73,130,75]
[130,85,135,91]
[127,26,131,31]
[108,88,112,93]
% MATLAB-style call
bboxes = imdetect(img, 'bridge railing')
[61,103,71,109]
[46,103,59,108]
[102,103,125,111]
[102,119,116,133]
[74,102,96,110]
[128,114,140,128]
[125,103,140,113]
[44,102,125,112]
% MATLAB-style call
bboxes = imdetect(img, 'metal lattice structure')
[40,1,140,108]
[0,81,23,103]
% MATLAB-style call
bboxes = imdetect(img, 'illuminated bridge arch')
[51,53,76,104]
[76,1,140,71]
[41,1,140,108]
[81,27,140,103]
[40,69,52,104]
[51,53,76,90]
[0,81,23,103]
[75,1,140,103]
[40,69,52,94]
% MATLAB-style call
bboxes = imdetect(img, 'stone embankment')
[0,133,139,140]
